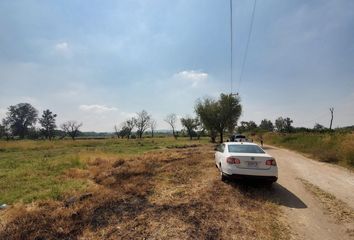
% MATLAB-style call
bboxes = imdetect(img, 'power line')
[230,0,233,94]
[237,0,257,93]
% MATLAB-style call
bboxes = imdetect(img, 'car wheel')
[220,169,228,182]
[221,172,227,182]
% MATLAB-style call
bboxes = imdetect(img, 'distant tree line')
[0,103,83,140]
[237,117,342,134]
[2,98,345,142]
[113,94,243,143]
[1,94,243,142]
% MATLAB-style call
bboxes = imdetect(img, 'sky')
[0,0,353,132]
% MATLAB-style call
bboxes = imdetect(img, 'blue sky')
[0,0,353,131]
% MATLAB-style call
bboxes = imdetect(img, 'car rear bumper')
[224,173,278,182]
[223,165,278,178]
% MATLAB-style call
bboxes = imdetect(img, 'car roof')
[223,142,258,146]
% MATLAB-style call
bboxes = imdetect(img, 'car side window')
[219,144,225,153]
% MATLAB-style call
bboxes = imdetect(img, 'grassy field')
[0,138,208,204]
[263,132,354,169]
[0,137,289,239]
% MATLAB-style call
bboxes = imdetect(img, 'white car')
[215,142,278,183]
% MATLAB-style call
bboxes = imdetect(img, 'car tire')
[220,171,228,182]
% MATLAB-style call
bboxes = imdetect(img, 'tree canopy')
[180,116,198,140]
[5,103,38,139]
[39,109,57,140]
[196,93,242,143]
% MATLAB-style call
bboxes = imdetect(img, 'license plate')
[247,161,258,168]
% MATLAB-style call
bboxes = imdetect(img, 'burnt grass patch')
[0,145,289,240]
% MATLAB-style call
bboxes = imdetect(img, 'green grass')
[263,132,354,169]
[0,137,209,204]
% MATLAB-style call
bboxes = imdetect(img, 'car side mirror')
[214,147,218,151]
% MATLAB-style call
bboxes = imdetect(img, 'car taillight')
[227,157,241,164]
[266,159,277,166]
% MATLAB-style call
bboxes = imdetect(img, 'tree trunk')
[329,107,334,130]
[219,131,223,143]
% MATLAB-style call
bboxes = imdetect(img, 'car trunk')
[233,154,271,170]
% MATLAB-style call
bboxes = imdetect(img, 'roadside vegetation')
[237,117,354,169]
[263,132,354,169]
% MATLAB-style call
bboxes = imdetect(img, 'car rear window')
[235,135,246,139]
[228,145,265,154]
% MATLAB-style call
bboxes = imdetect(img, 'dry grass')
[0,144,290,239]
[263,132,354,169]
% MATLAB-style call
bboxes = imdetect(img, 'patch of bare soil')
[0,145,289,240]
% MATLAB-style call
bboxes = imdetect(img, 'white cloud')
[55,42,68,50]
[120,111,136,119]
[79,104,118,113]
[54,41,71,56]
[174,70,208,87]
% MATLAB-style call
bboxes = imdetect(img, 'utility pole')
[329,107,334,130]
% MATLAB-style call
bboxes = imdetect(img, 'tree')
[0,119,12,140]
[164,113,178,139]
[150,119,157,138]
[5,103,38,139]
[114,125,120,138]
[259,119,274,132]
[314,123,325,131]
[275,117,293,133]
[284,117,293,133]
[135,110,151,139]
[39,109,57,140]
[217,94,242,141]
[275,117,285,132]
[329,107,334,130]
[195,98,218,142]
[195,118,205,140]
[196,93,242,143]
[0,124,3,139]
[120,118,135,139]
[181,116,198,140]
[60,121,82,140]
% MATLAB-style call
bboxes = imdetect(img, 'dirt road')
[264,145,354,240]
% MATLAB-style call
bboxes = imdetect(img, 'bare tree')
[60,121,83,140]
[135,110,151,139]
[150,119,157,138]
[329,107,334,130]
[165,113,178,139]
[114,125,120,138]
